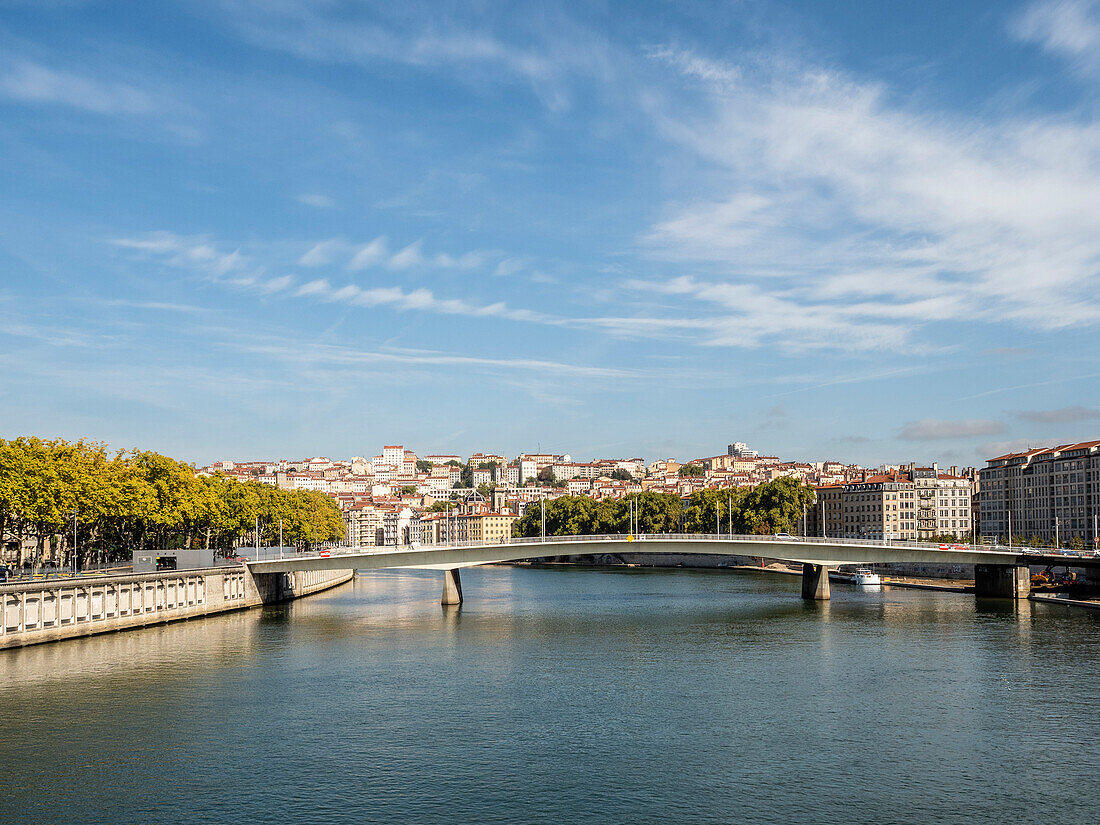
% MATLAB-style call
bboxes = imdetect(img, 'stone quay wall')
[0,565,353,650]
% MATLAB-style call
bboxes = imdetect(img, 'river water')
[1,566,1098,824]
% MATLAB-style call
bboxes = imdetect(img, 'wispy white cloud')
[0,60,156,114]
[348,237,389,270]
[290,277,549,323]
[299,238,343,267]
[100,299,207,313]
[610,276,910,351]
[634,44,1100,349]
[234,339,633,380]
[111,232,243,276]
[647,46,741,87]
[494,257,525,277]
[1012,0,1100,75]
[388,240,424,270]
[297,193,335,208]
[205,0,609,110]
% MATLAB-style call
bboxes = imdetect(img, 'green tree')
[682,488,743,533]
[679,463,705,477]
[739,477,816,535]
[415,459,432,473]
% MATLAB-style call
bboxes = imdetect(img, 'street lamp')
[71,508,78,577]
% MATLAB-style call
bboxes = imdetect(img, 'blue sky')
[2,0,1100,466]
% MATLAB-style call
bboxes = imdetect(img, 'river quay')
[0,565,353,649]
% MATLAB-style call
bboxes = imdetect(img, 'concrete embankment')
[0,565,353,650]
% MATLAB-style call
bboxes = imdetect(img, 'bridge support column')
[974,564,1031,599]
[441,568,463,606]
[801,564,830,600]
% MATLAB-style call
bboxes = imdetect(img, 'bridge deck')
[245,534,1092,575]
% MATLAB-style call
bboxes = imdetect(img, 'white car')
[774,532,794,539]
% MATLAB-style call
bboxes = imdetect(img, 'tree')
[739,477,816,535]
[682,488,743,533]
[0,436,345,560]
[399,485,417,495]
[415,459,432,473]
[679,463,705,477]
[608,469,633,481]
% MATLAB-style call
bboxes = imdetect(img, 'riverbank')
[0,565,353,649]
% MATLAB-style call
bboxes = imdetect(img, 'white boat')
[852,568,882,585]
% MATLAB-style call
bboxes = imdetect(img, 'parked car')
[774,532,794,539]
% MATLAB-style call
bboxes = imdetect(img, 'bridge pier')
[974,564,1031,599]
[441,568,463,606]
[801,564,830,600]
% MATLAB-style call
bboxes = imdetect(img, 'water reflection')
[1,565,1098,825]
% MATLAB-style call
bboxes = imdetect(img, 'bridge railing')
[290,532,1038,560]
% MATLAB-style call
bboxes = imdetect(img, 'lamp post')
[71,508,78,577]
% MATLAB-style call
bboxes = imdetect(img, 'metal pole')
[1008,510,1012,549]
[72,509,77,577]
[540,494,546,539]
[279,518,283,557]
[728,496,733,536]
[1055,516,1059,549]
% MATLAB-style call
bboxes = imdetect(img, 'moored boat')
[852,567,882,585]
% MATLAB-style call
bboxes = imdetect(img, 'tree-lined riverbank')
[0,437,344,566]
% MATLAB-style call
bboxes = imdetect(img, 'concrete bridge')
[247,534,1089,603]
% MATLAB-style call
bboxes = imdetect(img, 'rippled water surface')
[2,566,1099,824]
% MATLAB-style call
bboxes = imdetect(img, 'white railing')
[276,532,1055,562]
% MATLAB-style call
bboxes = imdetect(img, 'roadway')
[244,533,1093,575]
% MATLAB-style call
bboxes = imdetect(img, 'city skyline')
[3,1,1100,466]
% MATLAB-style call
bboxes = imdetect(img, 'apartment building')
[345,505,384,547]
[382,507,422,547]
[813,465,973,540]
[463,512,517,543]
[419,511,517,544]
[979,440,1100,546]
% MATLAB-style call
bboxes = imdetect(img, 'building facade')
[979,440,1100,547]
